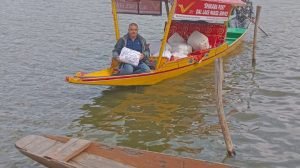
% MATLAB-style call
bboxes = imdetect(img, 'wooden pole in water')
[252,6,262,65]
[215,58,235,156]
[220,58,224,82]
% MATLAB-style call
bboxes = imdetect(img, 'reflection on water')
[75,62,239,160]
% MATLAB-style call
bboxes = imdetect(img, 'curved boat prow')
[66,68,114,84]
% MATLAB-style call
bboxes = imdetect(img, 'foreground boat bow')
[16,135,234,168]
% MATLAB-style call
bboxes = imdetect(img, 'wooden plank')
[40,143,63,156]
[45,135,70,143]
[15,135,39,148]
[33,140,58,155]
[45,138,91,162]
[23,136,54,152]
[69,152,134,168]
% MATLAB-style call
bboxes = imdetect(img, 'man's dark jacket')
[112,34,150,64]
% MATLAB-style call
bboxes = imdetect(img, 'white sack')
[153,50,172,59]
[149,41,172,55]
[172,43,192,58]
[171,43,193,58]
[168,33,185,45]
[171,52,187,59]
[187,31,210,51]
[119,47,140,66]
[171,43,192,54]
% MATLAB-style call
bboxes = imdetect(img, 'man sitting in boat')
[112,23,151,75]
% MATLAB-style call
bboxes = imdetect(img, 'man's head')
[128,23,138,39]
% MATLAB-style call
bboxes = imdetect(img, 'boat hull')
[66,31,246,86]
[16,135,233,168]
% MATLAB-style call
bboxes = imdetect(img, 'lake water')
[0,0,300,167]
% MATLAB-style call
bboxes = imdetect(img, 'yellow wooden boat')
[66,0,249,86]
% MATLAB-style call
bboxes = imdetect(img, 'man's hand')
[113,57,121,62]
[140,53,144,60]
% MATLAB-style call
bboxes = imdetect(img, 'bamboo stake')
[215,58,235,156]
[252,6,261,65]
[220,58,224,82]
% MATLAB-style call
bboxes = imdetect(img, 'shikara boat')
[16,135,234,168]
[66,0,250,86]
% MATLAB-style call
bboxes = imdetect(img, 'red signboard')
[174,0,232,21]
[116,0,162,15]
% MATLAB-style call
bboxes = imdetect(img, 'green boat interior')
[226,28,247,45]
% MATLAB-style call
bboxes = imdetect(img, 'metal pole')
[215,58,235,156]
[252,6,261,65]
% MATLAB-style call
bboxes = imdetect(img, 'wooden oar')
[239,9,269,37]
[249,17,269,36]
[238,1,269,37]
